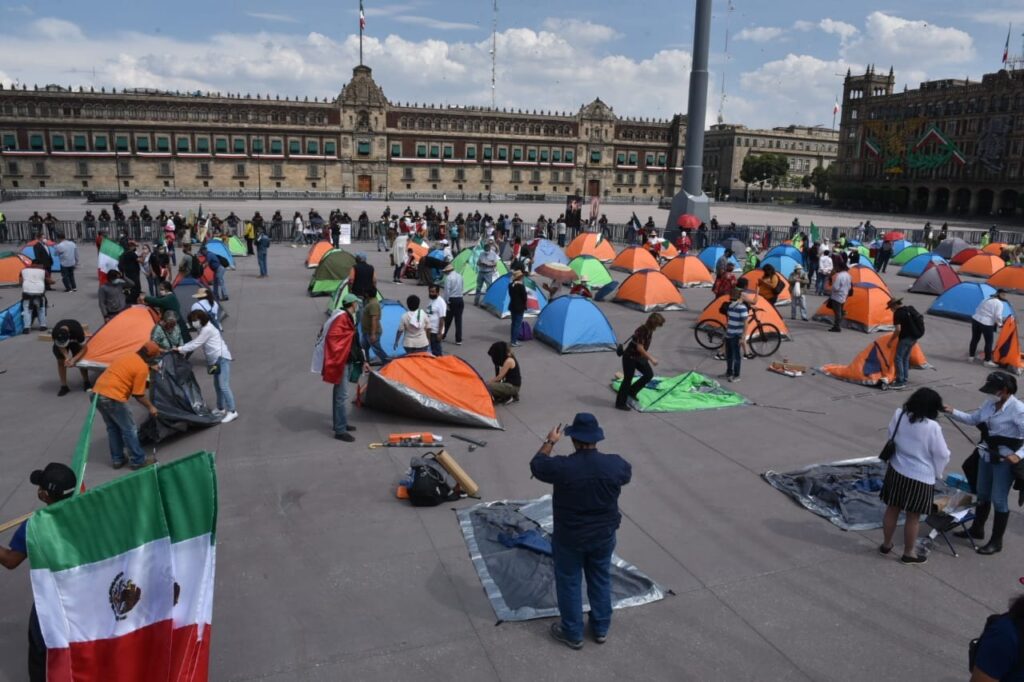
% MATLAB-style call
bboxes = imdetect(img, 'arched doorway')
[357,175,372,193]
[1000,189,1019,217]
[914,187,929,213]
[976,189,994,216]
[587,179,600,197]
[954,188,971,215]
[933,187,950,213]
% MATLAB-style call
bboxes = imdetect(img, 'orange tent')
[659,242,679,259]
[613,270,686,311]
[743,268,791,305]
[820,334,930,388]
[305,241,335,268]
[983,242,1009,255]
[610,246,660,274]
[824,265,890,294]
[565,233,616,262]
[991,316,1024,374]
[661,255,712,288]
[0,251,29,287]
[76,306,159,369]
[988,265,1024,294]
[695,294,791,341]
[812,283,894,332]
[950,248,982,265]
[406,239,429,261]
[361,354,501,429]
[960,253,1006,278]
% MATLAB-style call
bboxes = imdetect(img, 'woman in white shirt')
[175,309,237,423]
[879,387,950,564]
[396,294,430,354]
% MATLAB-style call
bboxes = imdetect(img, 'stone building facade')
[833,65,1024,217]
[0,65,688,201]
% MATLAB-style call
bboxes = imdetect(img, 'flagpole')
[359,1,364,66]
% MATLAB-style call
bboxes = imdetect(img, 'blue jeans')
[257,251,268,276]
[894,337,915,384]
[213,268,228,300]
[332,379,349,434]
[724,336,742,377]
[362,335,390,364]
[61,266,77,291]
[474,271,494,305]
[429,333,443,356]
[977,456,1014,512]
[790,294,807,320]
[21,296,46,329]
[212,358,236,412]
[97,396,146,466]
[510,312,524,344]
[552,535,616,642]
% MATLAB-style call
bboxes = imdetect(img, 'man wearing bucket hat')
[944,371,1024,555]
[530,414,632,649]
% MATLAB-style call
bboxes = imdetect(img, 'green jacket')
[144,293,190,341]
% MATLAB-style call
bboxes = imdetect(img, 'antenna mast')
[490,0,498,108]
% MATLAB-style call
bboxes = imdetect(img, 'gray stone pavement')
[0,235,1019,681]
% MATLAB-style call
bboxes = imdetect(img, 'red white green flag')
[97,237,123,283]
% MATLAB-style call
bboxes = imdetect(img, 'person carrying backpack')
[970,594,1024,681]
[712,262,737,299]
[888,298,924,389]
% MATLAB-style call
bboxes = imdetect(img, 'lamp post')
[256,152,262,200]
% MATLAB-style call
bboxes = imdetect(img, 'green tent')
[457,256,508,295]
[610,371,747,412]
[227,235,248,257]
[308,249,357,297]
[328,280,382,312]
[890,245,928,265]
[451,246,482,272]
[568,255,614,289]
[855,245,874,265]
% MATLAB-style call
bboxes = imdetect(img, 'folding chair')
[925,508,979,557]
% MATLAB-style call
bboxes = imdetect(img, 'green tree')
[809,165,834,199]
[801,174,812,189]
[741,153,789,198]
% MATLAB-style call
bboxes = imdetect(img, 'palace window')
[76,161,89,176]
[234,163,247,178]
[497,147,508,161]
[198,163,211,177]
[52,134,66,151]
[455,168,466,181]
[552,149,561,162]
[628,152,637,165]
[215,138,228,153]
[565,150,574,162]
[482,169,492,182]
[73,135,87,151]
[289,140,301,154]
[512,148,523,161]
[403,167,414,180]
[235,138,246,153]
[115,135,129,152]
[483,147,493,160]
[391,143,401,157]
[270,164,284,178]
[158,162,172,177]
[657,153,666,166]
[443,145,453,159]
[307,140,319,154]
[270,139,282,154]
[429,144,439,158]
[252,138,264,153]
[616,152,626,165]
[511,170,521,182]
[156,136,170,152]
[645,153,654,166]
[466,145,476,159]
[94,135,108,151]
[531,170,541,183]
[590,150,601,163]
[356,141,370,155]
[136,137,150,152]
[177,137,190,152]
[417,144,427,158]
[324,141,336,155]
[540,149,548,162]
[306,164,319,179]
[429,168,440,181]
[2,133,17,150]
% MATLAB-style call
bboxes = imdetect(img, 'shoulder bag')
[879,410,905,462]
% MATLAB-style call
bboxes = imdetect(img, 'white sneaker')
[211,409,226,417]
[220,411,239,423]
[984,361,998,368]
[967,356,976,362]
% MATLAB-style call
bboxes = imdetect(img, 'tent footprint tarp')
[610,371,746,412]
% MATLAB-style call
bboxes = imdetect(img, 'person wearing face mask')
[92,341,162,469]
[474,241,498,306]
[644,231,662,260]
[312,293,361,442]
[174,310,237,424]
[145,280,190,341]
[51,319,91,396]
[190,288,222,331]
[151,310,183,351]
[98,269,128,322]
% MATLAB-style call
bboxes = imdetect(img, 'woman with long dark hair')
[486,341,521,404]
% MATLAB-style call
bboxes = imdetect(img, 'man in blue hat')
[530,413,632,649]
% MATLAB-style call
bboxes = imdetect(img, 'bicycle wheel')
[695,320,726,350]
[748,322,782,357]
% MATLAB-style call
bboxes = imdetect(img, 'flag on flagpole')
[832,98,840,115]
[97,237,123,283]
[360,0,366,30]
[71,394,97,495]
[1003,23,1012,63]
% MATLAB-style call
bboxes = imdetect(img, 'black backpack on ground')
[407,453,460,507]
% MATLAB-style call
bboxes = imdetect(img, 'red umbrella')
[535,263,578,282]
[883,231,905,241]
[677,214,701,229]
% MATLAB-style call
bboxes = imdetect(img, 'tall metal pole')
[490,0,498,109]
[682,0,711,197]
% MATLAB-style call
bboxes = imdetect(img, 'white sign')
[340,223,352,245]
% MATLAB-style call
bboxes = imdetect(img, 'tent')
[172,263,213,288]
[696,294,791,341]
[306,240,335,268]
[720,237,747,255]
[764,245,802,262]
[743,268,791,305]
[527,238,569,269]
[928,282,1013,322]
[898,253,947,278]
[482,273,548,318]
[329,280,383,312]
[610,371,746,412]
[565,232,616,262]
[533,296,616,353]
[21,242,61,272]
[813,283,894,332]
[76,306,159,369]
[139,352,221,444]
[825,265,889,294]
[359,300,408,362]
[951,247,983,266]
[850,254,877,271]
[819,334,931,389]
[610,246,659,274]
[308,249,357,297]
[658,241,679,260]
[909,263,961,295]
[660,255,713,288]
[406,236,430,261]
[991,316,1024,374]
[0,251,28,287]
[0,300,24,340]
[697,246,740,274]
[361,354,502,429]
[567,255,614,289]
[854,245,874,265]
[889,239,913,255]
[613,271,686,311]
[204,240,235,268]
[988,265,1024,294]
[759,254,802,279]
[456,256,509,295]
[456,496,665,622]
[226,235,248,257]
[959,253,1006,278]
[889,245,929,266]
[450,245,481,272]
[935,237,971,260]
[983,242,1010,256]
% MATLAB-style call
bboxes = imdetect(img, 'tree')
[801,174,812,189]
[740,153,789,198]
[809,165,834,199]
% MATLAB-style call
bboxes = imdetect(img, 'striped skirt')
[879,465,934,515]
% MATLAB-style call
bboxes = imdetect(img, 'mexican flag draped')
[27,452,217,681]
[97,237,123,283]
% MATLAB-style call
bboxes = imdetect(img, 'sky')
[0,0,1021,130]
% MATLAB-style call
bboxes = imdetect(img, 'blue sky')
[1,0,1021,129]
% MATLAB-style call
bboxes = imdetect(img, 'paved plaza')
[0,199,1021,681]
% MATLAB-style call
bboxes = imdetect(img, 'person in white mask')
[174,309,237,423]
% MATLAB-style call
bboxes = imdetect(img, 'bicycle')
[694,304,783,357]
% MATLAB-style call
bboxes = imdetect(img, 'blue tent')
[21,244,61,272]
[764,245,802,262]
[929,283,1013,322]
[482,273,548,318]
[760,254,802,278]
[697,246,740,274]
[529,239,569,269]
[851,255,877,271]
[534,296,617,353]
[890,239,913,255]
[359,300,408,362]
[898,253,947,278]
[204,240,235,268]
[0,300,24,340]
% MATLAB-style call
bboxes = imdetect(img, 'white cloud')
[818,18,858,42]
[393,15,478,31]
[792,20,815,32]
[31,17,84,41]
[540,18,621,44]
[3,4,33,16]
[0,70,13,88]
[245,12,299,24]
[739,54,859,127]
[843,12,974,65]
[735,26,785,43]
[959,9,1024,27]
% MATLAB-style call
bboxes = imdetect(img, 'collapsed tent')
[743,268,791,305]
[456,495,665,622]
[482,273,548,318]
[763,458,954,531]
[959,253,1006,278]
[359,300,408,362]
[819,334,931,388]
[139,352,221,444]
[889,245,929,266]
[764,245,802,262]
[76,306,159,369]
[897,253,947,278]
[812,283,894,332]
[567,255,614,289]
[759,254,802,278]
[989,265,1024,294]
[660,255,713,288]
[991,316,1024,374]
[361,354,502,429]
[533,296,616,353]
[610,371,746,412]
[950,248,982,266]
[565,232,616,262]
[204,240,235,268]
[696,294,791,341]
[697,246,739,274]
[929,282,1013,322]
[527,238,569,269]
[0,300,24,340]
[226,235,248,257]
[935,237,971,261]
[306,241,335,268]
[610,246,659,274]
[21,241,60,272]
[0,251,28,287]
[613,270,686,311]
[909,263,961,295]
[308,249,357,296]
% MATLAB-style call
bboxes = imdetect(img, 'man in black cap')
[1,462,78,681]
[51,319,91,396]
[530,413,632,649]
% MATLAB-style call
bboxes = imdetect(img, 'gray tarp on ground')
[139,353,221,444]
[456,495,666,623]
[762,456,955,531]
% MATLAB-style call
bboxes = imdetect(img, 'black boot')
[955,502,990,540]
[978,511,1009,555]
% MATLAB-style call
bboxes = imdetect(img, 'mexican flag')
[27,452,217,681]
[97,237,123,283]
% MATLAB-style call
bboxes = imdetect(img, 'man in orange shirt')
[92,341,162,469]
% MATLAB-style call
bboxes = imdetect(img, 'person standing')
[98,270,128,322]
[313,292,361,442]
[878,388,950,564]
[875,239,893,273]
[20,259,48,333]
[396,295,430,354]
[360,291,389,364]
[888,299,924,389]
[54,232,79,293]
[175,310,238,423]
[816,249,833,295]
[51,319,91,395]
[486,341,521,403]
[944,372,1024,555]
[723,288,748,383]
[530,414,632,649]
[788,264,809,321]
[245,216,258,255]
[508,269,528,347]
[615,313,664,410]
[149,244,171,291]
[442,263,465,346]
[348,253,377,298]
[425,283,447,356]
[827,262,851,332]
[291,212,305,247]
[117,241,142,304]
[756,264,784,307]
[969,289,1006,367]
[474,242,498,306]
[255,228,271,278]
[92,341,162,469]
[207,248,228,301]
